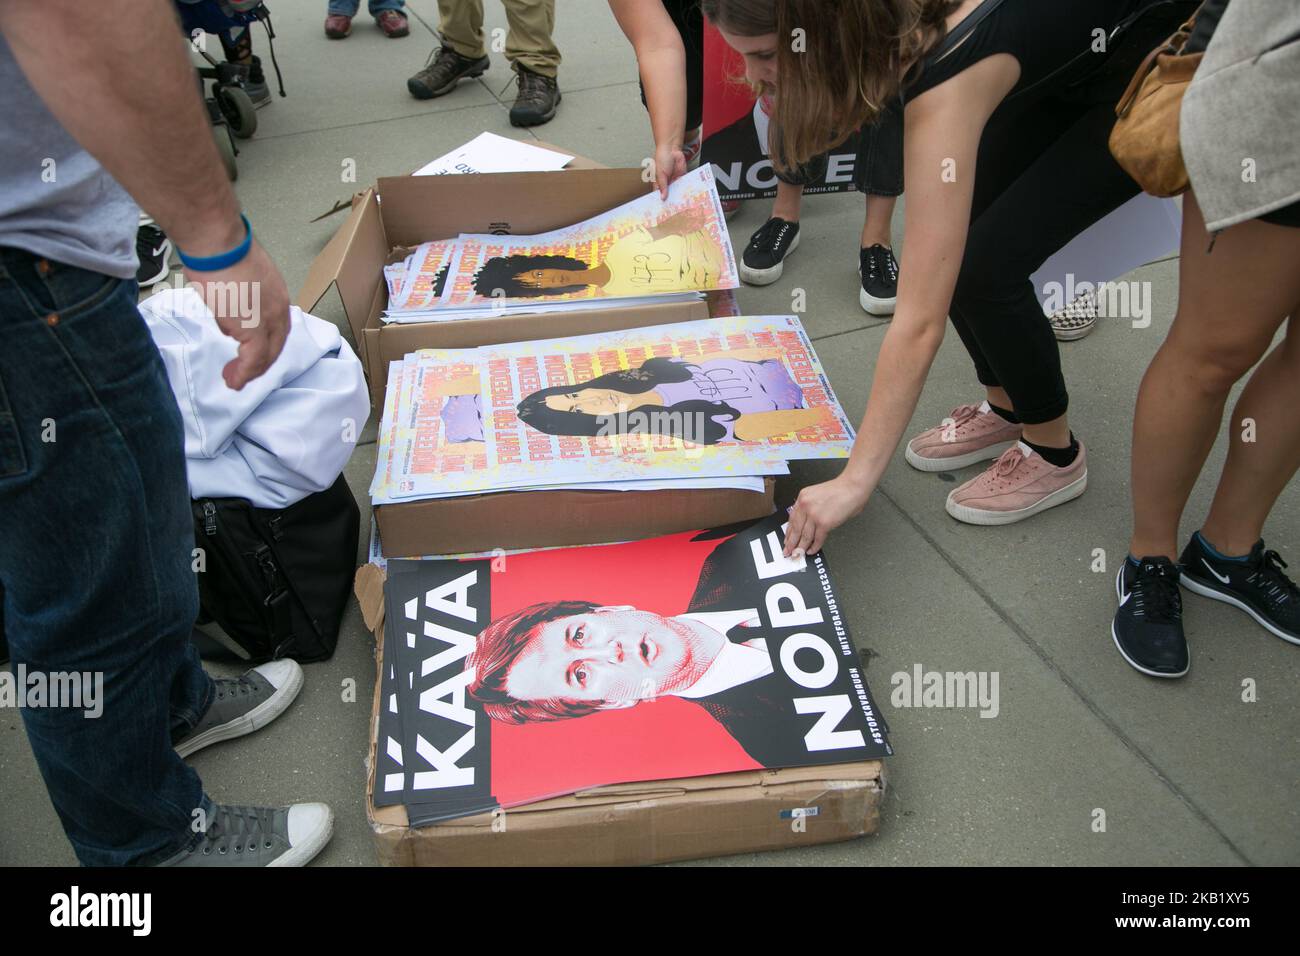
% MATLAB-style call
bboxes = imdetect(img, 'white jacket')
[139,288,369,508]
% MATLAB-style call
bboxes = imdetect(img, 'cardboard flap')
[296,188,388,352]
[353,563,386,634]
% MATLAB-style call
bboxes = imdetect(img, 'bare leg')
[1128,192,1300,560]
[1199,320,1300,555]
[770,179,803,222]
[861,194,896,248]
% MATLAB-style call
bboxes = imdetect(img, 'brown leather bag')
[1109,8,1204,198]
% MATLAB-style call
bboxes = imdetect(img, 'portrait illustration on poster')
[375,513,891,824]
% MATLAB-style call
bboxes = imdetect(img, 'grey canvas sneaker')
[159,803,333,867]
[174,660,303,758]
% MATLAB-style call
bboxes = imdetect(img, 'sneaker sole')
[268,807,334,868]
[1053,322,1097,342]
[175,664,305,759]
[509,89,561,128]
[1179,574,1300,646]
[408,67,488,100]
[1110,568,1189,678]
[945,470,1087,526]
[905,438,1017,473]
[860,287,896,316]
[739,231,799,286]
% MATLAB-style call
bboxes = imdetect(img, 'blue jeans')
[0,247,215,866]
[327,0,405,15]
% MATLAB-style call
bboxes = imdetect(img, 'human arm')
[732,406,836,442]
[783,57,1019,556]
[608,0,690,198]
[0,0,288,389]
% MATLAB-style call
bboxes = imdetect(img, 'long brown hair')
[700,0,962,171]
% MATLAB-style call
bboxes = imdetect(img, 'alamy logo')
[890,664,1000,718]
[49,887,151,936]
[1041,273,1152,329]
[0,665,103,718]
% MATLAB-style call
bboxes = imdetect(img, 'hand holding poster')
[375,513,891,824]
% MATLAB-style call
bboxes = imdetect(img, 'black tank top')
[903,0,1164,104]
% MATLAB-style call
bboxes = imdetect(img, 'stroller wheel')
[216,85,258,139]
[213,125,238,181]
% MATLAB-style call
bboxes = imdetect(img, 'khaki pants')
[438,0,560,78]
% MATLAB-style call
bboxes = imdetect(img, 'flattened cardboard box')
[297,152,773,557]
[354,564,886,867]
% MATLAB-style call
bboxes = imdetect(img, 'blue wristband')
[177,214,252,271]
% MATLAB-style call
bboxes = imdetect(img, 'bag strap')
[927,0,1008,66]
[1113,2,1205,117]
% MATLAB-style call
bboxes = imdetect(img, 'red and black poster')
[701,23,862,201]
[375,513,890,825]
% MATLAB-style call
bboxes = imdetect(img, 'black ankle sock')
[988,402,1019,424]
[1023,433,1079,468]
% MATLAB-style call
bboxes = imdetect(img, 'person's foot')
[375,10,409,38]
[158,803,333,867]
[739,217,800,285]
[174,660,304,759]
[905,400,1021,472]
[243,54,269,105]
[1112,556,1189,678]
[408,45,489,100]
[1050,289,1099,341]
[945,439,1087,525]
[324,13,352,39]
[1179,533,1300,645]
[136,222,172,287]
[509,65,561,127]
[859,243,898,316]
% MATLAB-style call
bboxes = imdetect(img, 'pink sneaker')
[905,400,1021,472]
[945,440,1088,526]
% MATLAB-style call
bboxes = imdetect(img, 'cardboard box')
[354,563,887,866]
[298,157,775,558]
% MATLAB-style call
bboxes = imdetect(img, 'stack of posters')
[381,166,737,323]
[369,315,856,504]
[374,513,892,825]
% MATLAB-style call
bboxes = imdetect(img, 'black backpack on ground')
[191,473,359,663]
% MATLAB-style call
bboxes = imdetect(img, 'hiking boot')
[509,64,561,127]
[158,803,333,867]
[376,10,409,38]
[173,659,304,759]
[408,45,489,99]
[324,13,352,39]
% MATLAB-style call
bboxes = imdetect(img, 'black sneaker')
[1180,533,1300,645]
[859,243,898,316]
[408,45,489,100]
[1112,556,1189,678]
[135,223,172,287]
[509,64,561,127]
[739,217,800,286]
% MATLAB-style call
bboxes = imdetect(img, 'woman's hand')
[654,141,687,199]
[783,475,869,558]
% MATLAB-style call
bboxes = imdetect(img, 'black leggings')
[948,7,1186,424]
